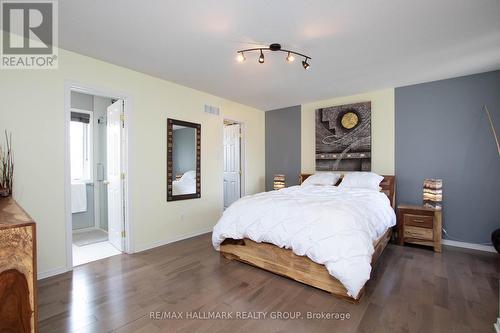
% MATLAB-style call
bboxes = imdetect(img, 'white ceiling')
[59,0,500,110]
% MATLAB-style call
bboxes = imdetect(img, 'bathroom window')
[70,110,93,182]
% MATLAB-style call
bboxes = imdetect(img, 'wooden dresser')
[397,204,442,252]
[0,197,37,333]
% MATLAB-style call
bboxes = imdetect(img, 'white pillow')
[338,172,384,190]
[180,170,196,180]
[302,172,341,186]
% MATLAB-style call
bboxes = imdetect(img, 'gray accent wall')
[173,127,196,176]
[395,70,500,244]
[265,106,301,191]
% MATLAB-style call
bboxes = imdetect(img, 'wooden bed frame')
[220,174,396,303]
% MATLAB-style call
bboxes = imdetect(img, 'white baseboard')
[37,266,69,280]
[494,318,500,333]
[133,227,213,253]
[442,239,496,253]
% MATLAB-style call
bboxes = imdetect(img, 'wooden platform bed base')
[220,228,391,303]
[219,174,396,303]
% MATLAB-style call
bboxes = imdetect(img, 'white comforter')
[212,185,396,298]
[172,178,195,195]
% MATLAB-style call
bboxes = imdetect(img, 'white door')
[223,124,241,209]
[106,100,124,251]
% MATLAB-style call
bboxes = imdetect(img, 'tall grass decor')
[0,131,14,197]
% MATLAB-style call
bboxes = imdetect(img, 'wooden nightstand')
[397,204,442,252]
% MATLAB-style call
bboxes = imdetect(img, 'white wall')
[301,89,395,175]
[0,49,265,277]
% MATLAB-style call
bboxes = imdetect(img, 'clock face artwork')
[341,111,359,130]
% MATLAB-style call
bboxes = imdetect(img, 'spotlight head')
[302,59,310,70]
[286,52,295,62]
[258,49,265,63]
[236,52,245,62]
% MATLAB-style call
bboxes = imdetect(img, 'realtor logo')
[1,0,58,69]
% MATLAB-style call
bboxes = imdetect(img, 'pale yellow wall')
[301,89,395,175]
[0,49,265,276]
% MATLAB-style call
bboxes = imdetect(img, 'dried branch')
[0,130,14,195]
[484,105,500,157]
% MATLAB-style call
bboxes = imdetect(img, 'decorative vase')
[492,229,500,254]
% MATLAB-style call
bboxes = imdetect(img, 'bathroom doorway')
[66,86,129,267]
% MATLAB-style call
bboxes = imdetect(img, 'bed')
[172,170,196,195]
[212,173,396,303]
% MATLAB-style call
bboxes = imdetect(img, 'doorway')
[223,120,244,209]
[66,86,129,267]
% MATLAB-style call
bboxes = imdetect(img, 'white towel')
[71,182,87,213]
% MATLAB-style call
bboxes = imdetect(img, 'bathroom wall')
[71,185,95,230]
[71,91,93,110]
[70,92,95,230]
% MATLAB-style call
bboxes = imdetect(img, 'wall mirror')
[167,118,201,201]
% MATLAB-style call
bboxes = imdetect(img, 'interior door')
[223,124,241,209]
[106,99,124,251]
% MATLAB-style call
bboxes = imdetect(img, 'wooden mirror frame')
[167,118,201,201]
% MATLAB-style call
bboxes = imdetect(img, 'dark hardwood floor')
[38,233,499,333]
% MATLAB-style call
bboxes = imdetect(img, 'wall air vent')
[204,104,220,116]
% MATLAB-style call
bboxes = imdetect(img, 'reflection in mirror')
[167,119,201,201]
[172,125,196,195]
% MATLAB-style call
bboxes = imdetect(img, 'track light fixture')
[236,52,245,62]
[302,59,310,70]
[258,49,265,63]
[236,43,311,70]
